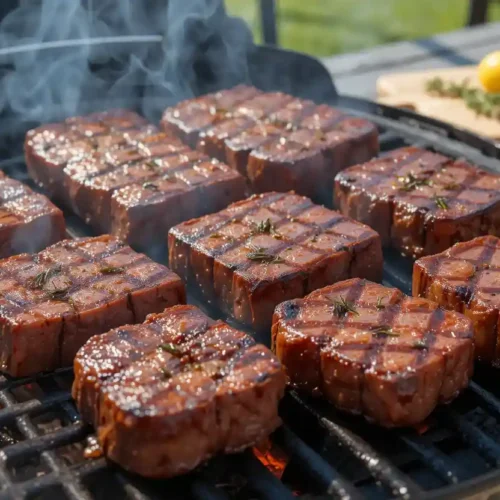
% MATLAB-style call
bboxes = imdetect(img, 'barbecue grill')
[1,32,500,500]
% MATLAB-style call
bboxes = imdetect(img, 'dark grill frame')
[0,43,500,500]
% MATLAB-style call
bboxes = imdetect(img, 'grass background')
[226,0,500,57]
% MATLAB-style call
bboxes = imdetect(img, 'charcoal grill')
[1,37,500,500]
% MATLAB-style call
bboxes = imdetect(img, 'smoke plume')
[0,0,254,127]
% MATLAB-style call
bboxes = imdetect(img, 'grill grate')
[0,92,500,500]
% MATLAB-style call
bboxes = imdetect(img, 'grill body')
[0,42,500,500]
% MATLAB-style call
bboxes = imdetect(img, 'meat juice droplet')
[84,435,103,459]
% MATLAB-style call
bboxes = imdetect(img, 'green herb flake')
[332,296,359,318]
[413,339,428,350]
[46,287,70,302]
[143,182,159,190]
[100,266,125,274]
[397,173,431,192]
[29,265,62,289]
[434,196,449,210]
[246,247,284,264]
[376,297,385,310]
[425,77,500,121]
[443,182,460,191]
[159,343,183,357]
[371,325,399,337]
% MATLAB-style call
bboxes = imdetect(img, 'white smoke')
[0,0,254,126]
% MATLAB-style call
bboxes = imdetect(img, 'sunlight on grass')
[226,0,500,56]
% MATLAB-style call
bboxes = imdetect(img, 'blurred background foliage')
[226,0,500,56]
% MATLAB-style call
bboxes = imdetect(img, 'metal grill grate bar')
[399,434,462,484]
[437,408,500,466]
[288,392,422,499]
[468,381,500,421]
[275,425,362,499]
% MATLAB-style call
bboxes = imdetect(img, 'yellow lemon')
[478,51,500,93]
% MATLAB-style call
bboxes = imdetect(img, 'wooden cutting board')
[376,66,500,140]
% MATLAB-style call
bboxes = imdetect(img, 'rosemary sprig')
[29,265,62,289]
[46,287,70,301]
[143,182,159,190]
[246,247,284,264]
[100,266,125,274]
[397,173,431,192]
[332,296,359,318]
[434,196,449,210]
[376,296,385,310]
[371,325,399,337]
[159,343,183,357]
[413,339,428,350]
[425,77,500,121]
[252,218,282,239]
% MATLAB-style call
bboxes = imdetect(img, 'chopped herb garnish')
[143,182,159,190]
[443,182,460,191]
[413,339,428,350]
[332,296,359,318]
[252,218,282,239]
[46,287,70,301]
[100,266,125,274]
[376,297,385,310]
[434,196,449,210]
[397,173,431,192]
[209,233,222,239]
[29,265,62,289]
[159,343,183,357]
[371,325,399,337]
[161,368,172,379]
[246,247,284,264]
[425,77,500,121]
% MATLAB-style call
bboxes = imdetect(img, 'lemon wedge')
[478,51,500,93]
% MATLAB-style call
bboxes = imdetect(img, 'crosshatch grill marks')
[169,192,383,332]
[0,235,185,377]
[72,304,286,479]
[414,235,500,365]
[25,111,247,252]
[162,86,379,205]
[335,147,500,258]
[272,278,474,427]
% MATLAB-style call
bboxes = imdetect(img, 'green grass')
[226,0,500,57]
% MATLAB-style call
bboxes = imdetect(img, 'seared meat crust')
[272,278,474,427]
[335,146,500,258]
[0,235,185,376]
[73,304,285,478]
[161,86,378,205]
[169,192,382,332]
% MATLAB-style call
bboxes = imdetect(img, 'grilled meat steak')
[25,111,246,252]
[169,192,382,332]
[335,146,500,258]
[0,235,185,376]
[414,235,500,365]
[72,304,285,478]
[272,278,474,427]
[0,171,65,257]
[25,110,148,203]
[161,85,379,205]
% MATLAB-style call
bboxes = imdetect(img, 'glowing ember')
[253,438,289,480]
